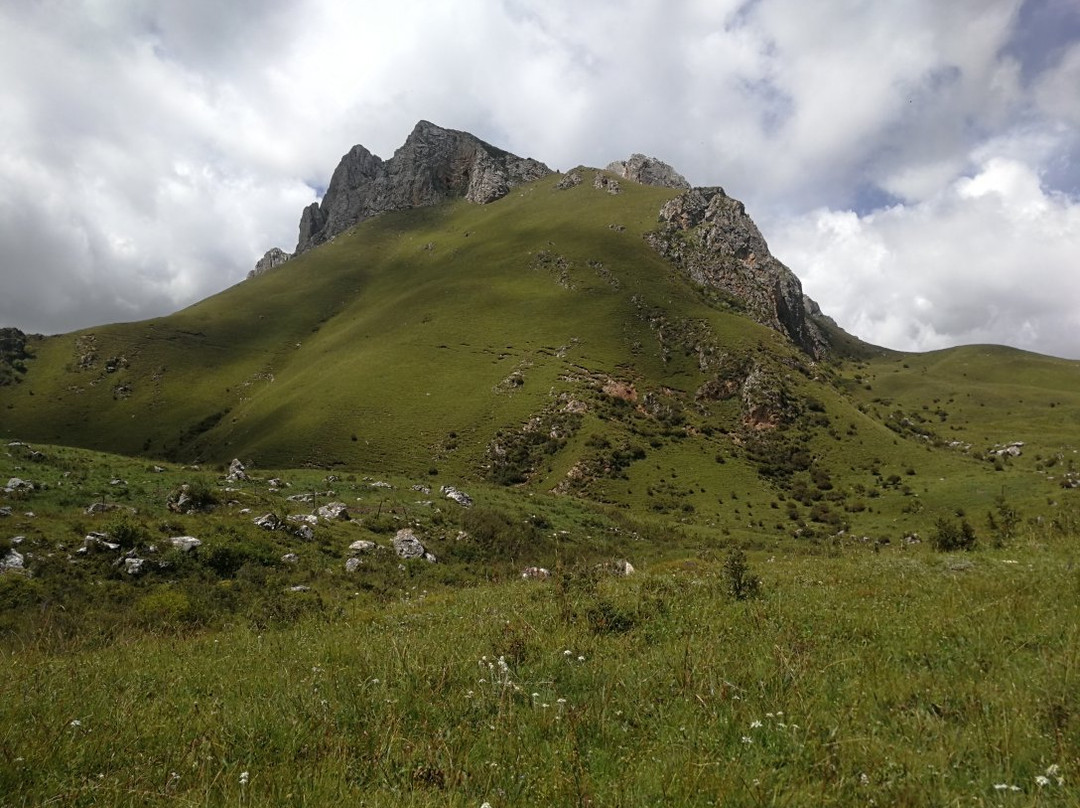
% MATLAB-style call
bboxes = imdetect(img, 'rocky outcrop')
[606,154,690,189]
[249,247,292,279]
[294,121,553,254]
[647,187,828,358]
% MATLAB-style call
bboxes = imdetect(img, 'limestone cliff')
[294,120,553,254]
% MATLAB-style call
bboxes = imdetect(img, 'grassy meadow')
[1,440,1079,806]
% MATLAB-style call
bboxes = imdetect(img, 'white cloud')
[0,0,1076,360]
[769,155,1080,358]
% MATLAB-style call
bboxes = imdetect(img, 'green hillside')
[4,169,1080,544]
[4,164,1080,806]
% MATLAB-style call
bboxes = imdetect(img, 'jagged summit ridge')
[293,120,552,255]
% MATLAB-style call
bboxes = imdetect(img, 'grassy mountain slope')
[4,169,1080,543]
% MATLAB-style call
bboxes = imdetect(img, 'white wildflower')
[68,719,82,728]
[1035,775,1050,787]
[239,771,250,786]
[741,736,753,745]
[750,720,763,729]
[577,655,586,662]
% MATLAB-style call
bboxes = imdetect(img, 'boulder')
[168,536,201,553]
[441,485,473,507]
[79,533,120,553]
[85,501,119,515]
[349,540,377,553]
[593,174,621,194]
[316,502,350,521]
[344,557,362,573]
[5,477,33,493]
[598,558,635,577]
[253,513,283,531]
[555,170,583,190]
[123,557,146,575]
[226,458,248,482]
[0,549,24,572]
[392,528,427,560]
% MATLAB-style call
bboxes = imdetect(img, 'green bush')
[723,548,761,600]
[931,516,977,551]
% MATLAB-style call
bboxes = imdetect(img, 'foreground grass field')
[2,511,1078,806]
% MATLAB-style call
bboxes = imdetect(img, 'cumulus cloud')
[769,154,1080,359]
[0,0,1077,359]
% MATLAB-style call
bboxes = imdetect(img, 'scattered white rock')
[253,513,283,531]
[349,540,377,553]
[281,553,299,564]
[124,557,146,575]
[598,558,635,576]
[0,549,24,572]
[521,566,550,580]
[5,477,34,493]
[288,585,310,592]
[169,536,201,553]
[344,557,363,573]
[85,501,119,515]
[440,485,473,507]
[316,502,350,521]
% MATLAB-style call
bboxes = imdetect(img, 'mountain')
[253,120,553,275]
[2,122,1078,539]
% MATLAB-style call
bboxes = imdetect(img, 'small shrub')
[723,548,761,601]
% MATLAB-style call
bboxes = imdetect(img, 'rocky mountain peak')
[289,121,553,256]
[647,187,828,358]
[606,154,690,189]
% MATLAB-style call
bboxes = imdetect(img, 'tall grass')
[3,532,1077,806]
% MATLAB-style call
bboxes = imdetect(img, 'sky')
[1,0,1079,359]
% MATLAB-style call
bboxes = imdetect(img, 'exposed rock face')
[295,120,553,254]
[647,187,828,358]
[606,154,690,189]
[249,247,292,279]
